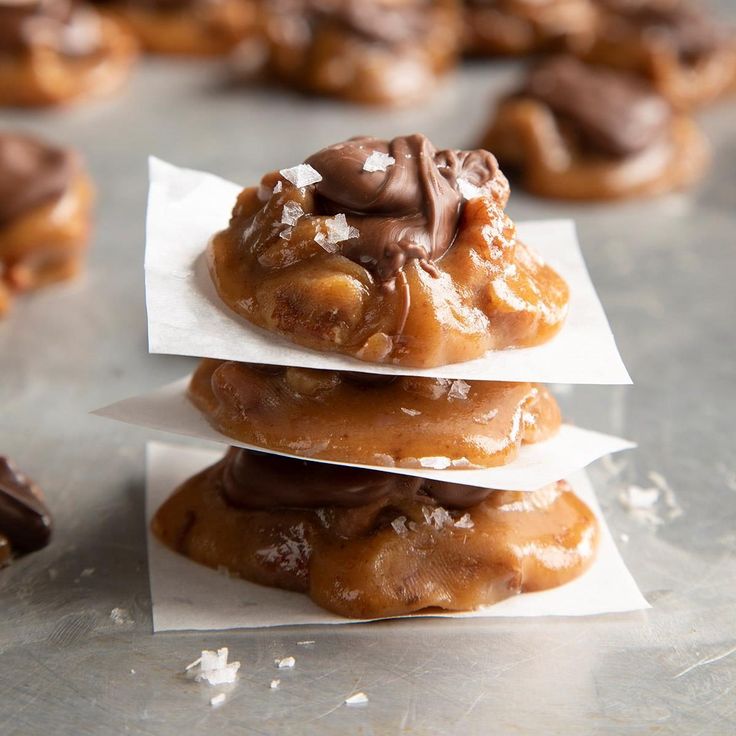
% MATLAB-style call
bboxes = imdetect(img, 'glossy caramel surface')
[152,457,599,618]
[189,359,561,468]
[209,185,569,368]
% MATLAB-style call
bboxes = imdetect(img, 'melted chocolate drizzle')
[0,133,75,226]
[219,448,494,510]
[0,456,52,555]
[304,134,507,283]
[521,57,672,158]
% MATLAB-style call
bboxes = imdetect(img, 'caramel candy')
[0,0,137,107]
[0,456,53,561]
[578,0,736,110]
[209,134,569,368]
[0,133,94,316]
[108,0,257,56]
[481,57,709,200]
[152,451,599,618]
[233,0,461,106]
[189,359,561,468]
[463,0,597,57]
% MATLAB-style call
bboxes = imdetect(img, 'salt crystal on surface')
[448,379,471,401]
[275,656,295,669]
[186,647,240,685]
[324,213,359,244]
[454,514,474,529]
[270,679,280,689]
[457,178,484,201]
[418,456,452,470]
[391,516,408,535]
[210,693,226,707]
[279,226,293,241]
[110,607,133,625]
[422,506,452,529]
[281,201,304,226]
[279,164,322,188]
[363,150,396,173]
[400,407,421,416]
[81,567,95,577]
[273,181,283,194]
[297,640,315,646]
[345,692,369,706]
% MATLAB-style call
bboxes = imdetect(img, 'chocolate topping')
[264,0,434,46]
[219,448,495,510]
[600,0,728,61]
[304,134,507,283]
[522,57,672,157]
[0,133,75,226]
[0,0,102,58]
[0,456,52,555]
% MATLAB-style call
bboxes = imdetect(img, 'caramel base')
[482,100,709,201]
[0,16,137,108]
[209,189,569,368]
[188,359,561,468]
[152,461,599,619]
[110,1,256,57]
[0,173,94,316]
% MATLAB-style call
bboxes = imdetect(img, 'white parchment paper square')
[145,158,631,384]
[146,442,649,631]
[94,377,635,492]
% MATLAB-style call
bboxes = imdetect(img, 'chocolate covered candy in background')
[0,0,138,107]
[0,132,94,316]
[230,0,462,106]
[0,456,53,565]
[481,56,709,199]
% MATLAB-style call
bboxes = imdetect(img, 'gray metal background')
[1,30,735,736]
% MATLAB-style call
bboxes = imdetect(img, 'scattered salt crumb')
[400,407,421,416]
[363,150,395,173]
[457,178,484,201]
[270,679,280,689]
[418,456,452,470]
[281,201,304,226]
[297,640,315,647]
[454,514,474,529]
[186,648,240,686]
[448,379,471,401]
[273,180,283,194]
[275,656,295,670]
[210,693,226,707]
[618,485,659,510]
[391,516,408,535]
[279,164,322,188]
[620,533,630,543]
[345,692,369,706]
[110,607,133,625]
[130,669,136,674]
[80,567,95,577]
[279,226,293,241]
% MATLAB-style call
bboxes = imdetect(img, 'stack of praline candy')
[149,133,620,618]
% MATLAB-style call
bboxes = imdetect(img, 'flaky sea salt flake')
[110,607,133,625]
[270,679,281,689]
[448,379,471,401]
[281,201,304,226]
[454,514,474,529]
[210,693,226,707]
[325,213,359,244]
[186,647,240,686]
[279,164,322,189]
[391,516,408,535]
[363,150,396,173]
[275,656,295,669]
[457,178,484,201]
